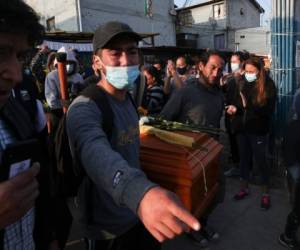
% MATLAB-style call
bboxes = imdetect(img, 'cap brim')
[96,31,142,51]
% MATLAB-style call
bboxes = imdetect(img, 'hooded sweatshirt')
[45,47,84,109]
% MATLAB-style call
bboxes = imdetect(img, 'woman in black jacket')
[226,57,277,210]
[222,51,249,177]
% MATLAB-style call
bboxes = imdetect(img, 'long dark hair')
[199,50,223,66]
[243,57,268,105]
[144,66,163,86]
[231,51,250,63]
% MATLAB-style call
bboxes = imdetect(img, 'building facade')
[235,26,270,55]
[176,0,264,51]
[24,0,177,47]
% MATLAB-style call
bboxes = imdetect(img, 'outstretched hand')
[137,186,200,242]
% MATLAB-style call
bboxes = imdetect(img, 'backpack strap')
[77,85,114,225]
[126,91,139,118]
[81,85,114,140]
[81,85,139,139]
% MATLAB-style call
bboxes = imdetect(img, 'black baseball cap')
[93,21,142,53]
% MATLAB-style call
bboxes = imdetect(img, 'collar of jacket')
[197,75,221,94]
[0,96,35,140]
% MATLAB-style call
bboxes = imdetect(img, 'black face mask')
[176,67,187,75]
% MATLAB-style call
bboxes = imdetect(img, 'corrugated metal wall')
[271,0,300,136]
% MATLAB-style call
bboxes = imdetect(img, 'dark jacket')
[283,120,300,167]
[0,97,56,250]
[228,75,277,135]
[223,74,243,106]
[0,79,71,249]
[160,77,224,129]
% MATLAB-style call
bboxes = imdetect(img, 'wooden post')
[56,52,69,114]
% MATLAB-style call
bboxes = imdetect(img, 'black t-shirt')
[160,77,224,129]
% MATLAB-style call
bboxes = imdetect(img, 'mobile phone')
[0,139,41,181]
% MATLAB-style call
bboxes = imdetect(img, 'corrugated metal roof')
[44,31,160,42]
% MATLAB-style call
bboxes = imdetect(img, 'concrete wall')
[177,0,262,50]
[178,26,213,49]
[25,0,80,31]
[178,2,226,29]
[177,1,227,50]
[25,0,176,46]
[226,0,262,50]
[80,0,176,46]
[226,30,236,51]
[235,26,270,55]
[227,0,261,29]
[190,4,213,23]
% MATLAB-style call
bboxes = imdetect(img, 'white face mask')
[245,73,257,83]
[231,63,240,73]
[66,64,75,74]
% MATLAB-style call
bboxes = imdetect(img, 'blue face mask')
[245,73,257,83]
[105,65,140,90]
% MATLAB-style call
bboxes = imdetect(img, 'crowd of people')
[0,1,299,250]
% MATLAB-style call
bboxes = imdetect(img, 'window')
[185,34,197,40]
[179,10,193,26]
[46,17,55,31]
[240,8,244,16]
[213,3,225,19]
[214,34,225,50]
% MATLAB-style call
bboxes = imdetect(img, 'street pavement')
[163,177,295,250]
[66,176,296,250]
[65,117,297,250]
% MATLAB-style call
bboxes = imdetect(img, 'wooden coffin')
[140,131,223,218]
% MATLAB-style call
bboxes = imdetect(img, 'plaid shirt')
[0,118,35,250]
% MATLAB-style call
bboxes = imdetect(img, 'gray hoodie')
[45,48,84,109]
[66,93,157,240]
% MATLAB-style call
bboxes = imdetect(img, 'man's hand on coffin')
[0,163,40,229]
[137,186,200,242]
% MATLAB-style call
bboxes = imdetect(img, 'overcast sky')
[174,0,271,26]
